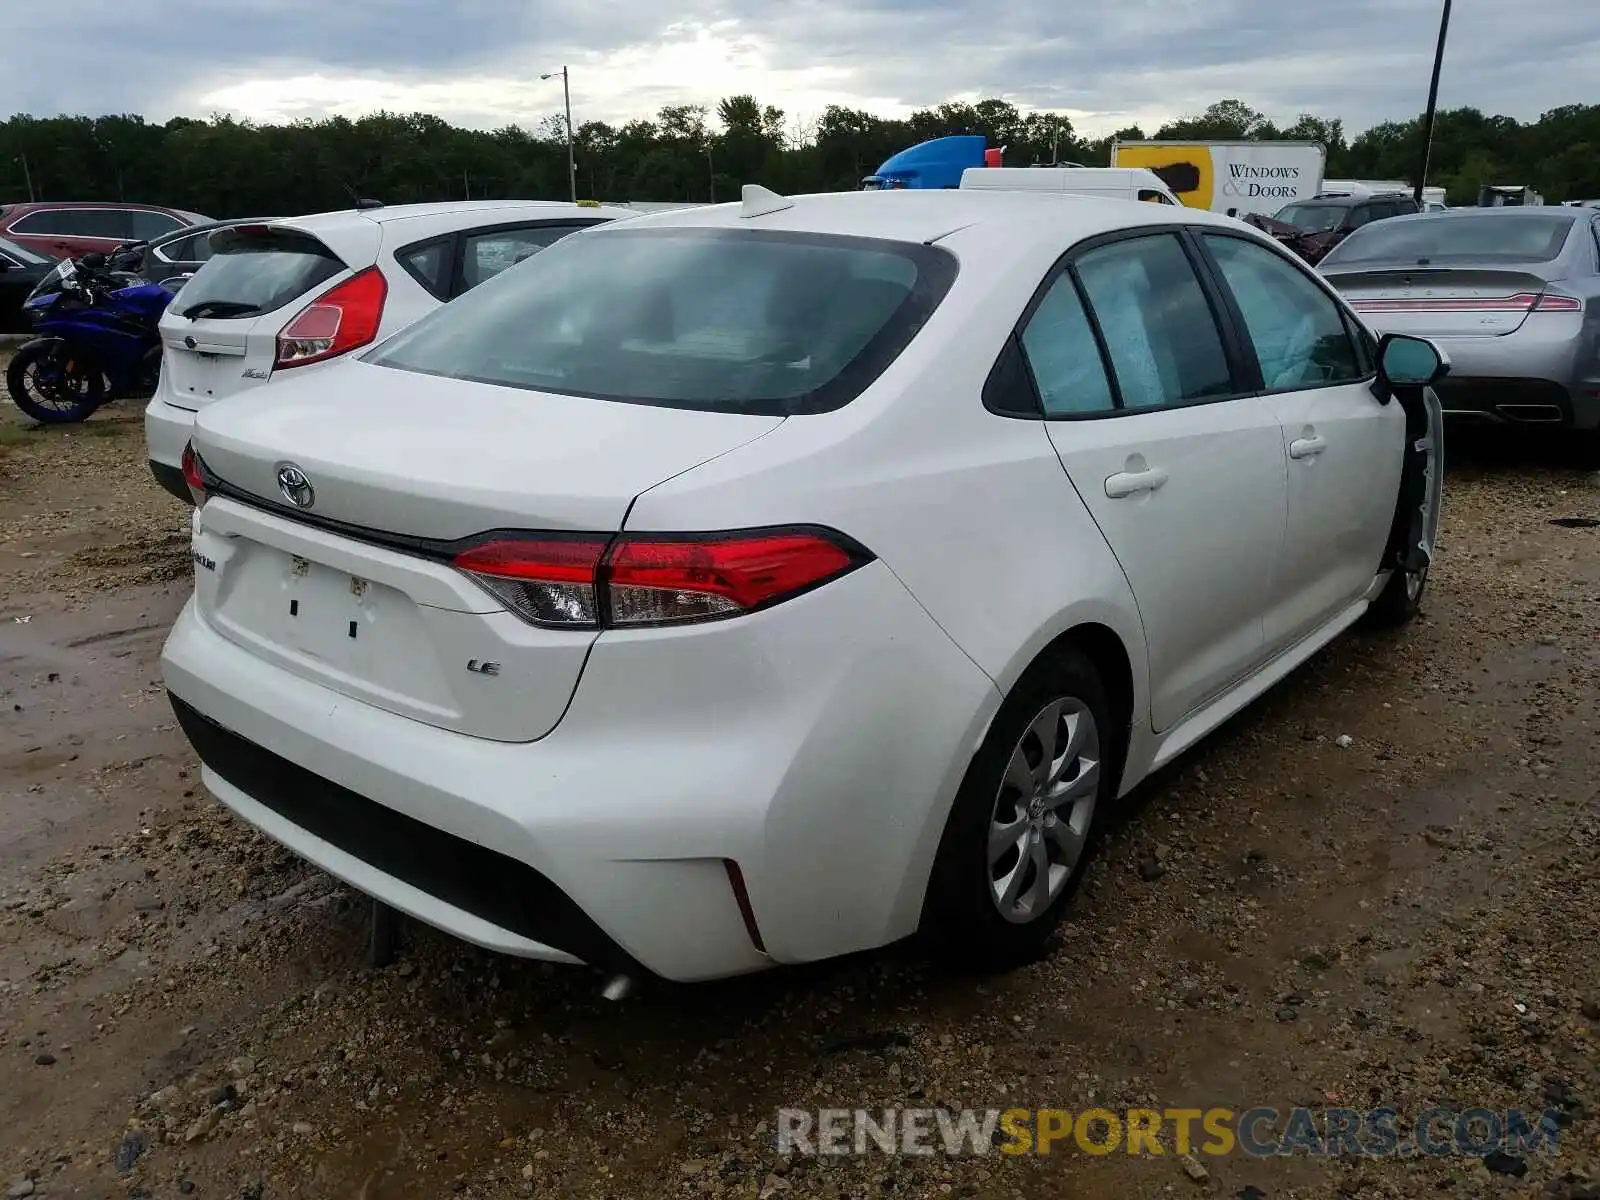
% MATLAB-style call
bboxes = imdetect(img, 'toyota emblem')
[276,463,315,509]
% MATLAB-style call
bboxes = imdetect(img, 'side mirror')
[1373,333,1448,402]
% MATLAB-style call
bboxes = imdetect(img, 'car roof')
[586,187,1242,245]
[281,200,634,229]
[0,200,190,213]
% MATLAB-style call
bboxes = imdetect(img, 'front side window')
[1072,234,1234,410]
[1203,234,1365,390]
[1019,273,1115,415]
[369,227,957,416]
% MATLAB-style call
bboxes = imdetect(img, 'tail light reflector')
[275,266,387,369]
[181,441,208,507]
[451,528,869,629]
[451,537,606,627]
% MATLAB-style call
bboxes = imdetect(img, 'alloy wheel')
[987,697,1100,924]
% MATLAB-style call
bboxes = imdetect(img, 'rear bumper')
[144,393,197,473]
[161,562,1000,981]
[1369,327,1600,431]
[1432,377,1588,427]
[149,459,193,505]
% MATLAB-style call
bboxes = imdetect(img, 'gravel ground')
[1,394,1597,1200]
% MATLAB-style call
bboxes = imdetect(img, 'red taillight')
[450,528,867,629]
[606,533,857,625]
[181,441,208,507]
[1349,292,1583,314]
[1532,293,1583,312]
[275,267,387,370]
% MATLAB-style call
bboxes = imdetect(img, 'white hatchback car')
[162,187,1446,983]
[143,200,628,503]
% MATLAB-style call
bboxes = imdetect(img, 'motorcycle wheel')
[7,341,106,424]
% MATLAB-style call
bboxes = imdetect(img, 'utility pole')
[707,144,715,203]
[1414,0,1452,206]
[18,153,34,202]
[541,67,577,203]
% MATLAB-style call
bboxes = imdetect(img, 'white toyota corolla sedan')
[162,186,1446,983]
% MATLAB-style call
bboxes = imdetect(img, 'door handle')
[1104,467,1169,498]
[1289,435,1327,460]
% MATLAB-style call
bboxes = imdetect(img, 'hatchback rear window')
[367,227,957,415]
[1324,213,1577,265]
[173,228,345,320]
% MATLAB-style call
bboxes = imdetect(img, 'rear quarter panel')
[625,223,1153,772]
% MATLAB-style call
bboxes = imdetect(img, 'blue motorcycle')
[7,251,180,424]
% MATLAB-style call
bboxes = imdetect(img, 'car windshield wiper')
[180,299,261,320]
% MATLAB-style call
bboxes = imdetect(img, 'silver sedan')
[1319,207,1600,442]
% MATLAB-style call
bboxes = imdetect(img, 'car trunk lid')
[187,362,784,741]
[1325,266,1564,337]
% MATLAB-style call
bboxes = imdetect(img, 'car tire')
[1366,559,1427,627]
[921,645,1114,972]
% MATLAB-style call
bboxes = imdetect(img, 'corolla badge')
[276,463,315,509]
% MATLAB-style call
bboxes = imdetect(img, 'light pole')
[706,143,715,203]
[1414,0,1452,207]
[540,66,577,204]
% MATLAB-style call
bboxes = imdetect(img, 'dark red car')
[0,202,212,260]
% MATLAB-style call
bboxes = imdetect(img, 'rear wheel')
[7,341,105,424]
[921,646,1113,970]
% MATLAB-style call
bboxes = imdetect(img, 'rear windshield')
[1323,213,1577,265]
[367,227,957,415]
[1273,203,1347,233]
[172,228,344,320]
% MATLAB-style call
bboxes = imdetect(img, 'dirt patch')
[1,409,1597,1200]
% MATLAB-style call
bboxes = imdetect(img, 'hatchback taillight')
[452,528,870,629]
[275,267,387,369]
[181,441,208,507]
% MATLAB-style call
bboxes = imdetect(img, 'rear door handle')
[1104,467,1169,498]
[1289,435,1327,460]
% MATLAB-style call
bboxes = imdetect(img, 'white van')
[959,167,1180,205]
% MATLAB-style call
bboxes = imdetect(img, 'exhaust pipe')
[601,974,634,1002]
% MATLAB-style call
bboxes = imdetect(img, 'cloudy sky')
[2,0,1595,138]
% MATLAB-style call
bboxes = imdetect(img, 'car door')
[1025,230,1290,732]
[1197,231,1404,650]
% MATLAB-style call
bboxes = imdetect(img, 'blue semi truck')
[860,135,1003,190]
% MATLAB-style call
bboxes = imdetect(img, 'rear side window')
[1072,234,1235,410]
[174,228,345,319]
[129,210,183,239]
[459,224,590,292]
[1019,274,1115,415]
[397,237,452,300]
[369,227,957,416]
[9,209,129,236]
[1326,213,1578,265]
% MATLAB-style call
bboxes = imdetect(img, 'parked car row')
[16,177,1589,987]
